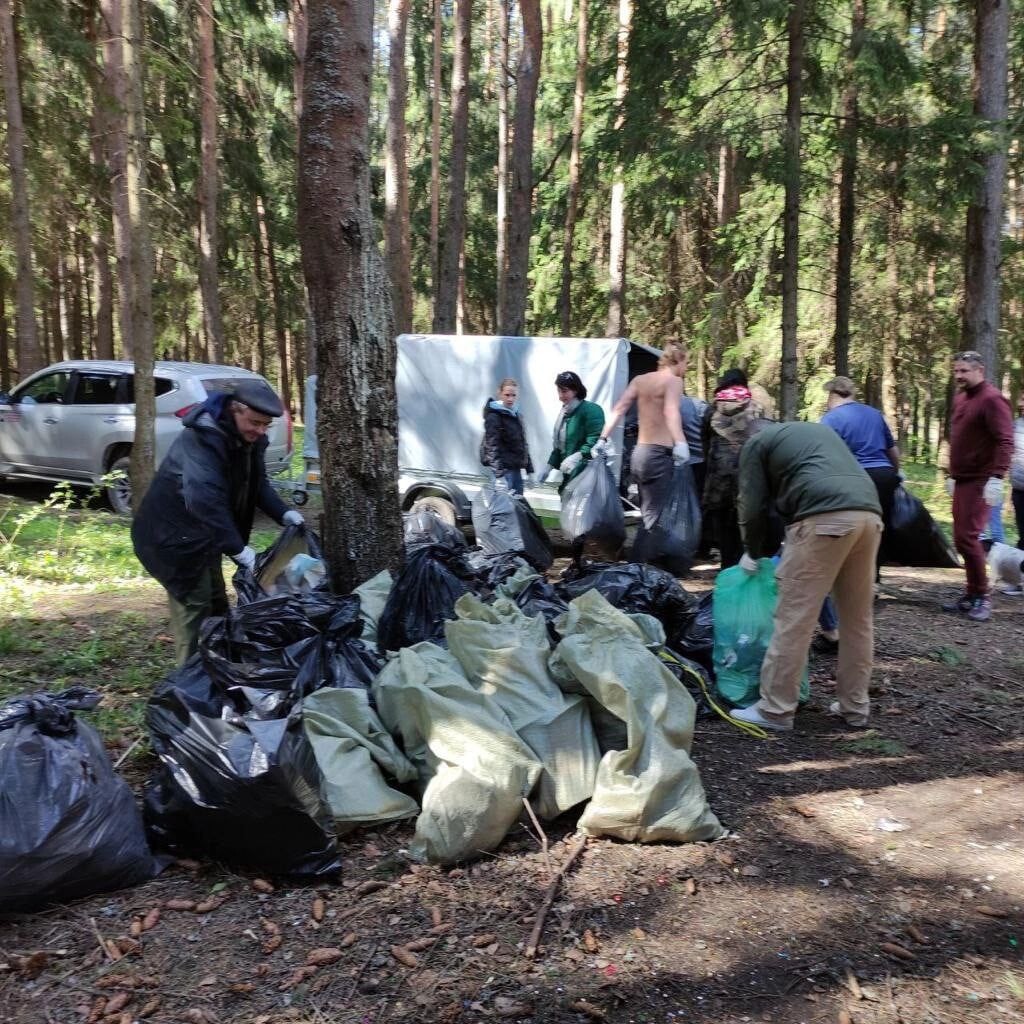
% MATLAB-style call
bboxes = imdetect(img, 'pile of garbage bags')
[142,520,723,872]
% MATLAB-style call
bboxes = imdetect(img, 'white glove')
[672,440,691,465]
[983,476,1004,507]
[592,438,615,459]
[560,451,583,475]
[945,477,955,497]
[537,465,552,485]
[494,476,510,492]
[282,510,304,527]
[231,545,257,572]
[739,552,759,574]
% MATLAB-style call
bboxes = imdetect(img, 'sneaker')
[812,633,839,654]
[997,583,1024,596]
[828,700,869,728]
[729,705,792,732]
[941,592,973,614]
[966,595,992,622]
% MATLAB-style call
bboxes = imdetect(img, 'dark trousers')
[708,508,744,569]
[630,443,674,529]
[1014,487,1024,550]
[865,465,900,579]
[501,468,524,495]
[952,478,990,595]
[167,564,228,666]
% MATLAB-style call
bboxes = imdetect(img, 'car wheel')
[410,494,457,526]
[292,489,309,506]
[106,456,133,515]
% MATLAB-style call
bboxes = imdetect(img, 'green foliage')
[842,734,906,756]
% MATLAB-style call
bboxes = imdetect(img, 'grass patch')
[930,645,966,666]
[842,734,907,757]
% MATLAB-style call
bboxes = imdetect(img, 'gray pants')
[630,443,674,529]
[167,564,228,666]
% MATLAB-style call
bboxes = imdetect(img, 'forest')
[0,0,1020,450]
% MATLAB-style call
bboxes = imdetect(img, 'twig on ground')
[955,709,1006,734]
[522,799,552,879]
[524,834,588,960]
[345,941,379,1002]
[114,736,143,768]
[87,918,114,963]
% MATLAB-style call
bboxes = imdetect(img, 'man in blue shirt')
[821,376,900,583]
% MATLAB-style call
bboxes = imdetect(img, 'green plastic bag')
[712,560,808,707]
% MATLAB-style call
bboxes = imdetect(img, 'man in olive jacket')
[730,422,882,732]
[132,380,301,665]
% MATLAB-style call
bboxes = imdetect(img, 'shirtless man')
[594,343,690,527]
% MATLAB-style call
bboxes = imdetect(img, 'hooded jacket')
[131,392,288,600]
[703,398,771,511]
[480,399,533,475]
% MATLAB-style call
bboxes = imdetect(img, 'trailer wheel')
[292,489,309,507]
[410,494,457,526]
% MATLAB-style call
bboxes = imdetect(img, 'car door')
[0,370,73,471]
[56,370,128,475]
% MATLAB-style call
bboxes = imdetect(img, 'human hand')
[983,476,1004,507]
[282,510,304,527]
[739,552,759,574]
[537,465,552,485]
[945,477,955,497]
[672,440,691,465]
[231,545,257,572]
[592,438,615,459]
[560,451,583,475]
[896,471,905,483]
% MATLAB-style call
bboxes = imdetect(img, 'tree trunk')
[433,0,472,333]
[69,237,85,360]
[0,271,10,390]
[298,0,403,591]
[557,0,587,336]
[495,0,508,324]
[251,198,268,377]
[499,0,542,335]
[256,195,291,412]
[831,0,864,378]
[385,0,413,335]
[961,0,1010,378]
[707,142,739,366]
[49,252,66,362]
[197,0,225,363]
[0,0,41,376]
[605,0,632,338]
[123,0,156,506]
[102,0,134,357]
[779,0,804,421]
[429,0,442,307]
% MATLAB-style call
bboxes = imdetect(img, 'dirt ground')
[1,561,1022,1024]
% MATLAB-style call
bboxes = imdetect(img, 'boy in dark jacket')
[132,380,301,665]
[480,378,533,494]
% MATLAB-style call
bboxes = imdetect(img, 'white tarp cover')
[445,594,601,820]
[372,643,542,865]
[396,334,631,476]
[551,590,725,844]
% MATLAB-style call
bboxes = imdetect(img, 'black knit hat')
[555,371,587,400]
[233,380,284,417]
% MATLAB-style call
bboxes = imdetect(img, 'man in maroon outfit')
[943,351,1014,622]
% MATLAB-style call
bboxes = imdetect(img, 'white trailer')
[294,333,660,524]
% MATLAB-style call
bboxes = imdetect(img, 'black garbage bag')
[673,591,714,670]
[512,577,569,642]
[559,451,626,559]
[880,485,960,569]
[0,688,158,912]
[144,661,340,877]
[464,550,532,592]
[377,544,476,652]
[234,525,325,604]
[656,647,717,720]
[631,462,703,576]
[403,508,468,552]
[556,561,698,642]
[471,484,553,571]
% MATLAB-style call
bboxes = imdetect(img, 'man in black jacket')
[132,380,301,665]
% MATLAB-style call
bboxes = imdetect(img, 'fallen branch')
[955,709,1006,734]
[522,798,552,879]
[114,736,143,769]
[524,834,588,960]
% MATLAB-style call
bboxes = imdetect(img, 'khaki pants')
[756,510,882,727]
[167,564,228,666]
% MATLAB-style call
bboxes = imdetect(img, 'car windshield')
[202,377,261,396]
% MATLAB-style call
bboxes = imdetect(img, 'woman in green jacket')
[536,371,605,491]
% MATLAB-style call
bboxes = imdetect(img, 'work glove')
[560,451,583,475]
[672,440,691,465]
[945,477,955,497]
[739,552,759,574]
[983,476,1005,507]
[494,476,510,492]
[231,546,257,573]
[282,510,304,527]
[536,465,552,485]
[592,437,615,459]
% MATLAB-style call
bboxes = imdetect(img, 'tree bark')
[499,0,542,335]
[0,271,9,390]
[961,0,1010,378]
[495,0,509,324]
[256,194,291,412]
[605,0,632,338]
[197,0,225,362]
[69,238,85,361]
[385,0,413,335]
[123,0,156,506]
[434,0,472,333]
[779,0,804,421]
[557,0,587,336]
[831,0,865,378]
[429,0,442,307]
[298,0,403,591]
[0,0,41,376]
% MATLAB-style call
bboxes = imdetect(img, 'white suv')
[0,360,293,513]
